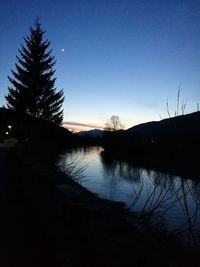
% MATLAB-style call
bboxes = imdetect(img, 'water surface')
[58,146,200,244]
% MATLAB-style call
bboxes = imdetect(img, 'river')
[58,146,200,245]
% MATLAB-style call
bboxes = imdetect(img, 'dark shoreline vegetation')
[1,107,200,266]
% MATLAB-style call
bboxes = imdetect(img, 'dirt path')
[0,144,19,266]
[0,143,30,267]
[0,144,44,267]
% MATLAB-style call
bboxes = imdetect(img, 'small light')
[6,132,9,135]
[8,125,12,129]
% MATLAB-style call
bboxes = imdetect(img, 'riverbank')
[4,142,199,267]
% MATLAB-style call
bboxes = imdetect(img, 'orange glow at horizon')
[62,119,142,133]
[62,124,104,133]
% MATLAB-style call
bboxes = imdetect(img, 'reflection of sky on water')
[58,146,200,244]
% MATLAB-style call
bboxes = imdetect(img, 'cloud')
[62,121,104,129]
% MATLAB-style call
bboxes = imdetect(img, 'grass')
[57,153,88,182]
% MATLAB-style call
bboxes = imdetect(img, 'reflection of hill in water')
[100,153,142,184]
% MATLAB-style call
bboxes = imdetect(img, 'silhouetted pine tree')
[5,19,64,124]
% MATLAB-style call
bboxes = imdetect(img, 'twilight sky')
[0,0,200,131]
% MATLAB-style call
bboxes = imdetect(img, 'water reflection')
[58,146,200,246]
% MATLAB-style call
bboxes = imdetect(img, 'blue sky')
[0,0,200,130]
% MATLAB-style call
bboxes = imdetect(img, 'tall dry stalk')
[165,88,188,118]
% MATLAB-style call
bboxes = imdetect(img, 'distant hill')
[126,111,200,142]
[127,121,158,134]
[103,112,200,178]
[103,111,200,162]
[77,129,105,138]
